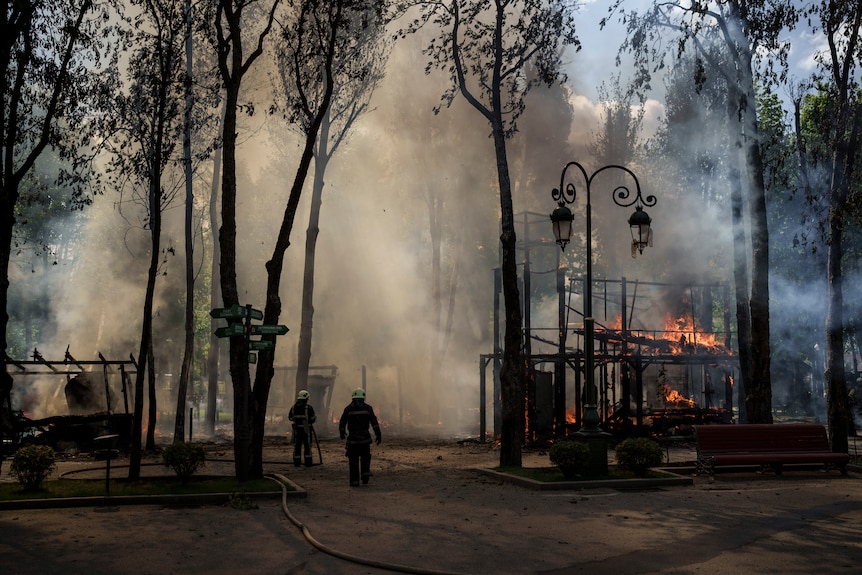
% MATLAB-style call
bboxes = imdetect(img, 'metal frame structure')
[478,216,739,442]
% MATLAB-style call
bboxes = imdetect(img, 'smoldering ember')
[2,0,862,489]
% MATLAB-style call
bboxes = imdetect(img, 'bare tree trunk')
[728,158,751,423]
[129,185,161,478]
[205,115,224,437]
[824,107,861,454]
[146,338,157,450]
[493,120,524,468]
[214,0,279,480]
[174,0,195,443]
[738,50,773,424]
[711,1,773,423]
[820,0,862,453]
[295,111,331,400]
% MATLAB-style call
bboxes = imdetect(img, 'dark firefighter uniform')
[288,391,316,467]
[338,388,381,486]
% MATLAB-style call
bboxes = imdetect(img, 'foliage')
[228,490,258,510]
[9,445,57,490]
[614,438,664,477]
[391,0,580,137]
[162,442,206,483]
[548,440,590,478]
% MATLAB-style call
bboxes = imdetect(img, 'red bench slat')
[693,423,849,476]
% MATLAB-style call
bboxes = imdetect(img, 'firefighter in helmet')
[288,389,317,467]
[338,387,382,486]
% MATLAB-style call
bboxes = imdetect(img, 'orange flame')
[658,384,695,408]
[598,313,730,355]
[662,313,726,354]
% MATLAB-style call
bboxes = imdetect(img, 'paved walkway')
[2,438,861,575]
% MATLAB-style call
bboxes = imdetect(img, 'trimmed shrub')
[162,442,206,483]
[549,440,590,478]
[10,444,57,490]
[615,437,663,476]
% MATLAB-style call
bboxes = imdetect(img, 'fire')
[565,409,576,424]
[597,312,731,355]
[659,383,695,408]
[662,313,727,354]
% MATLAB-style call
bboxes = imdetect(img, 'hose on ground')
[267,474,471,575]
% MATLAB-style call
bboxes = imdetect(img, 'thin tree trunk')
[295,110,331,400]
[738,49,773,424]
[174,0,195,443]
[728,156,751,423]
[205,111,225,437]
[146,337,157,450]
[493,120,524,468]
[129,188,161,478]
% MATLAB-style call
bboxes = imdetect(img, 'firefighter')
[338,388,382,486]
[288,390,317,467]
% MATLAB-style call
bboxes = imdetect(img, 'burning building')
[481,267,738,442]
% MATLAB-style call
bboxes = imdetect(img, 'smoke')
[8,4,845,441]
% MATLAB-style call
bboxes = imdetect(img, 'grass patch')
[494,466,673,482]
[0,476,283,501]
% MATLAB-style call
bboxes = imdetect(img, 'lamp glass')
[551,204,574,248]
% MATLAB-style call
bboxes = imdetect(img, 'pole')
[551,162,656,475]
[582,174,600,432]
[237,305,253,483]
[310,424,322,465]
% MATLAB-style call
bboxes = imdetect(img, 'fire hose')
[268,474,471,575]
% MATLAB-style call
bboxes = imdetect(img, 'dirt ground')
[2,435,862,575]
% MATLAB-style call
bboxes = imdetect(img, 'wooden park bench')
[693,423,849,477]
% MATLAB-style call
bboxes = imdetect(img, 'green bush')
[615,437,664,476]
[10,445,57,490]
[548,440,590,478]
[162,442,206,484]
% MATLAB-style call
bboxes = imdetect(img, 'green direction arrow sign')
[248,324,288,336]
[210,305,263,321]
[214,324,246,338]
[248,340,274,351]
[248,353,257,365]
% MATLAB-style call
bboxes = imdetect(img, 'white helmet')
[352,388,366,399]
[297,390,309,400]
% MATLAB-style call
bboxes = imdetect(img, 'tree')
[210,0,281,481]
[614,0,801,422]
[1,0,124,449]
[271,0,390,404]
[392,0,580,466]
[807,0,862,453]
[174,0,197,444]
[101,0,190,477]
[246,0,384,479]
[174,0,219,443]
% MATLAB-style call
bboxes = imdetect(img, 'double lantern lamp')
[549,161,657,439]
[550,194,653,257]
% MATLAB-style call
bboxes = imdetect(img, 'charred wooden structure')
[1,348,137,453]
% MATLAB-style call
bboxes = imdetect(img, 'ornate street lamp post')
[550,162,656,471]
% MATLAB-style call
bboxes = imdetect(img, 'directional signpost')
[210,305,263,321]
[249,340,274,351]
[214,324,246,338]
[248,324,289,336]
[211,305,288,365]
